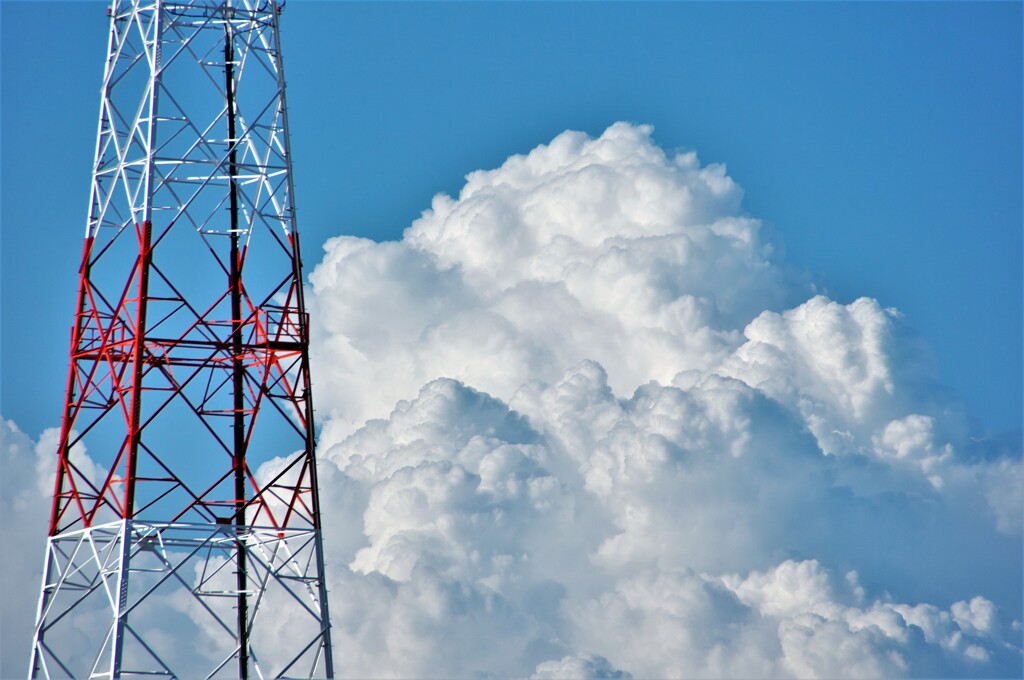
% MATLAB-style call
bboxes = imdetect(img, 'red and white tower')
[29,1,333,677]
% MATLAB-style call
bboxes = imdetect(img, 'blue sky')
[2,3,1022,676]
[2,1,1021,438]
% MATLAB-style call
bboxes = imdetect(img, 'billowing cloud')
[301,123,1022,677]
[5,123,1020,677]
[1,420,81,678]
[309,123,806,446]
[303,367,1020,677]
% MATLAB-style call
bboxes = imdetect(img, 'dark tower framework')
[29,1,333,677]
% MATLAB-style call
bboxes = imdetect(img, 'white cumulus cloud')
[299,123,1021,678]
[6,123,1020,678]
[310,122,806,446]
[1,419,96,678]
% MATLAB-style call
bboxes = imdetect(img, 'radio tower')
[29,0,333,677]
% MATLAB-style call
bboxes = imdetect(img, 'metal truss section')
[32,522,330,678]
[51,0,318,534]
[31,0,333,677]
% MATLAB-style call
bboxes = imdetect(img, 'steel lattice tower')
[29,1,333,677]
